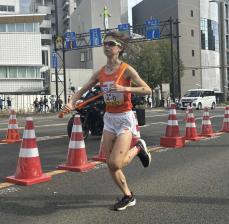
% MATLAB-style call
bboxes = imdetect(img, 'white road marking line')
[36,135,68,141]
[0,186,20,195]
[142,122,168,127]
[0,123,67,131]
[146,113,183,118]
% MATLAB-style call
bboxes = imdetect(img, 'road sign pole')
[54,36,59,105]
[54,0,59,109]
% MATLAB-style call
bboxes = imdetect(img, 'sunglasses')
[103,40,122,47]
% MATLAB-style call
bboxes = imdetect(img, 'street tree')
[122,39,184,90]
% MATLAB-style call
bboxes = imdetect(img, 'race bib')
[101,82,124,106]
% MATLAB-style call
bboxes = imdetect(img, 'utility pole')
[175,19,181,99]
[170,17,175,102]
[63,47,67,104]
[54,0,59,105]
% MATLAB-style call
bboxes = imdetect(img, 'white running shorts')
[103,110,138,136]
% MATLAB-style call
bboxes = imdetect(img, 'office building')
[0,0,19,14]
[68,0,128,71]
[133,0,227,99]
[0,14,44,94]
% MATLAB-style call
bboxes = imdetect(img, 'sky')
[128,0,143,24]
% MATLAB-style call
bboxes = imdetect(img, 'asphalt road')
[0,108,229,224]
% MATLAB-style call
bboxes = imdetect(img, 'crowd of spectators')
[33,95,63,113]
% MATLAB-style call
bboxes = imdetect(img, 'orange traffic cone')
[199,107,215,137]
[183,105,191,122]
[58,115,96,172]
[6,117,51,185]
[0,110,21,143]
[185,107,201,141]
[92,135,107,162]
[221,106,229,132]
[160,103,185,148]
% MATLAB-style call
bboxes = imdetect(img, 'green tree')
[122,39,184,90]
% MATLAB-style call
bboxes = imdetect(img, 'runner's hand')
[110,83,126,92]
[64,99,83,111]
[62,103,73,112]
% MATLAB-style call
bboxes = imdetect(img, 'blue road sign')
[145,19,160,40]
[89,28,102,47]
[146,28,160,40]
[118,23,130,37]
[52,51,57,69]
[145,19,160,26]
[64,32,77,49]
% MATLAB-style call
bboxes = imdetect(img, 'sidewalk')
[0,111,61,119]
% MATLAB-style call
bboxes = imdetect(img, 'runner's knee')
[107,158,123,171]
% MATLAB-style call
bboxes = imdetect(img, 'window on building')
[227,52,229,65]
[8,67,17,78]
[42,50,49,66]
[227,68,229,80]
[18,67,26,78]
[7,24,15,32]
[80,52,86,62]
[25,23,33,32]
[191,10,194,17]
[34,23,39,32]
[192,50,195,57]
[226,4,228,19]
[0,24,6,32]
[16,23,24,32]
[88,49,92,60]
[226,20,229,34]
[200,18,219,52]
[0,67,7,78]
[192,70,195,77]
[191,29,194,37]
[7,5,15,12]
[227,36,229,49]
[36,69,41,78]
[0,5,7,12]
[27,67,36,78]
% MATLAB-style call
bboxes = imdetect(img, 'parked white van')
[179,89,216,110]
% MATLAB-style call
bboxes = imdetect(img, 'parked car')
[179,89,216,110]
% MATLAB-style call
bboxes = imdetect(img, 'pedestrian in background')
[58,97,63,111]
[43,96,49,113]
[0,97,5,111]
[38,97,44,113]
[64,31,152,211]
[148,95,153,108]
[49,95,55,112]
[33,97,39,113]
[6,97,12,111]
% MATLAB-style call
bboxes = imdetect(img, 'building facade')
[0,14,44,94]
[0,0,19,14]
[133,0,227,98]
[66,0,128,72]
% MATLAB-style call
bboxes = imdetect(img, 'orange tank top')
[98,62,132,113]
